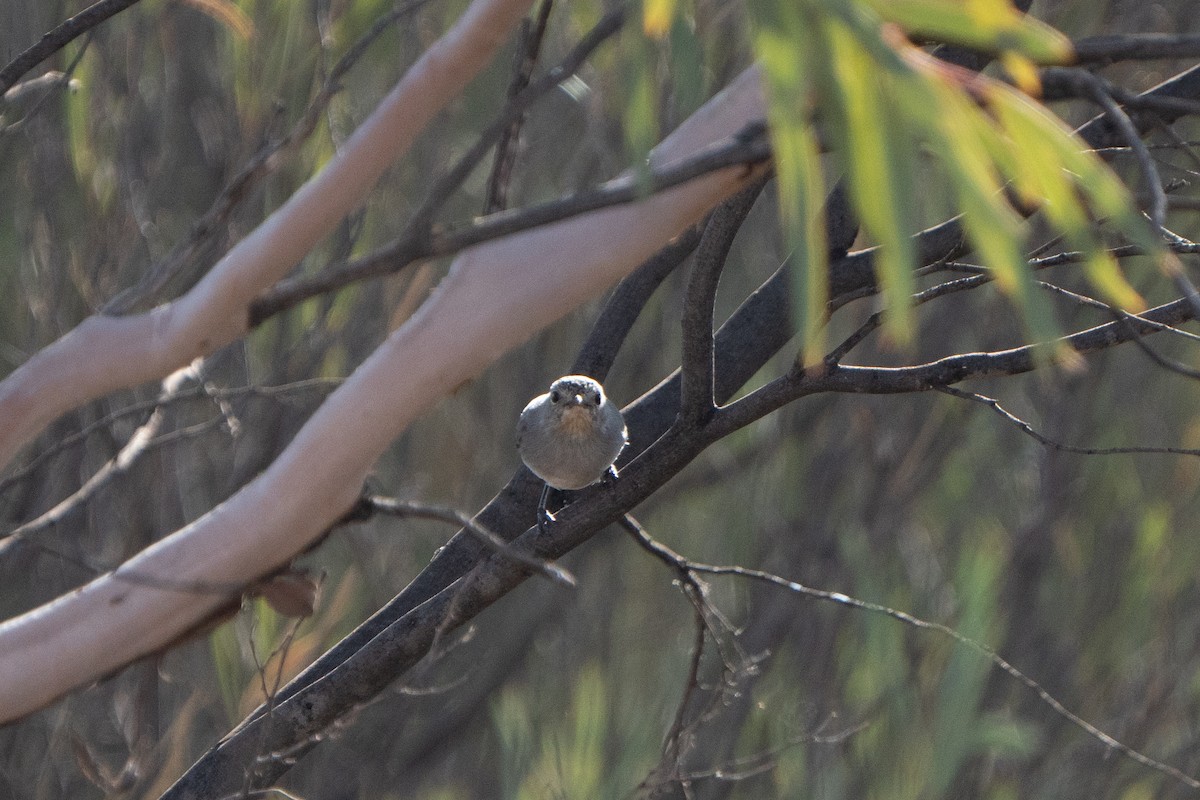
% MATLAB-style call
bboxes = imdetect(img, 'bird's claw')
[601,465,619,490]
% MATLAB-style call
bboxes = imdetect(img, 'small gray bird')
[518,375,628,530]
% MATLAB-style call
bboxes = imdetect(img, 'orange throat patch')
[559,406,594,437]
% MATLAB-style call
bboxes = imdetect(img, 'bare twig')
[0,364,208,553]
[624,524,1200,792]
[484,0,555,213]
[103,0,435,313]
[0,0,140,94]
[1073,33,1200,65]
[0,377,340,496]
[248,122,768,325]
[359,495,575,587]
[1112,313,1200,380]
[939,386,1200,458]
[828,239,1200,367]
[1071,69,1169,230]
[622,514,756,797]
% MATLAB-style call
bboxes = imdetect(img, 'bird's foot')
[537,505,557,535]
[601,465,619,490]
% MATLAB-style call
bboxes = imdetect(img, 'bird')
[517,375,628,532]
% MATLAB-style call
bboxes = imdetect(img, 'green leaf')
[916,78,1062,348]
[989,88,1149,310]
[643,0,678,39]
[866,0,1073,63]
[668,14,706,118]
[623,37,660,191]
[752,1,830,364]
[825,13,918,345]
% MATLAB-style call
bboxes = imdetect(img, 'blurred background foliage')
[3,0,1200,798]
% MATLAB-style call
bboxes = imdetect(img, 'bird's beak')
[572,393,584,405]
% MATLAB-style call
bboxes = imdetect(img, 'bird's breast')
[558,406,595,437]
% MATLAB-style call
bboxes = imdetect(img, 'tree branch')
[0,0,141,95]
[679,181,765,426]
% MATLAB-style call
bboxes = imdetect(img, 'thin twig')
[624,523,1200,792]
[0,0,140,94]
[361,495,575,587]
[828,240,1200,367]
[484,0,555,213]
[0,377,341,496]
[103,0,435,313]
[939,386,1200,457]
[1073,69,1168,230]
[1111,312,1200,380]
[248,121,769,325]
[1069,68,1200,325]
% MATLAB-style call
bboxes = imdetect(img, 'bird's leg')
[601,464,619,489]
[537,483,554,534]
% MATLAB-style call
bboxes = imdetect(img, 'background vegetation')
[4,0,1200,798]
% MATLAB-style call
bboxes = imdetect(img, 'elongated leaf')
[919,78,1062,348]
[825,14,918,344]
[753,0,829,364]
[643,0,678,39]
[990,89,1146,310]
[866,0,1072,63]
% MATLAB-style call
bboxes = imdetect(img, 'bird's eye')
[550,390,561,403]
[590,393,601,405]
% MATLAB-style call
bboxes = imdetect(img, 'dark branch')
[164,55,1200,800]
[1073,33,1200,65]
[483,0,555,214]
[0,0,140,95]
[679,181,765,426]
[571,226,703,382]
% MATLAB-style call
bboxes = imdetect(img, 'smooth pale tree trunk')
[0,0,767,721]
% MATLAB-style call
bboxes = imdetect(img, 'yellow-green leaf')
[866,0,1073,63]
[643,0,677,39]
[825,14,918,344]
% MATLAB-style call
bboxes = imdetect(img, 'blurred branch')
[1073,32,1200,65]
[104,0,435,314]
[0,29,88,135]
[0,365,204,555]
[484,0,555,213]
[0,378,340,497]
[0,0,140,95]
